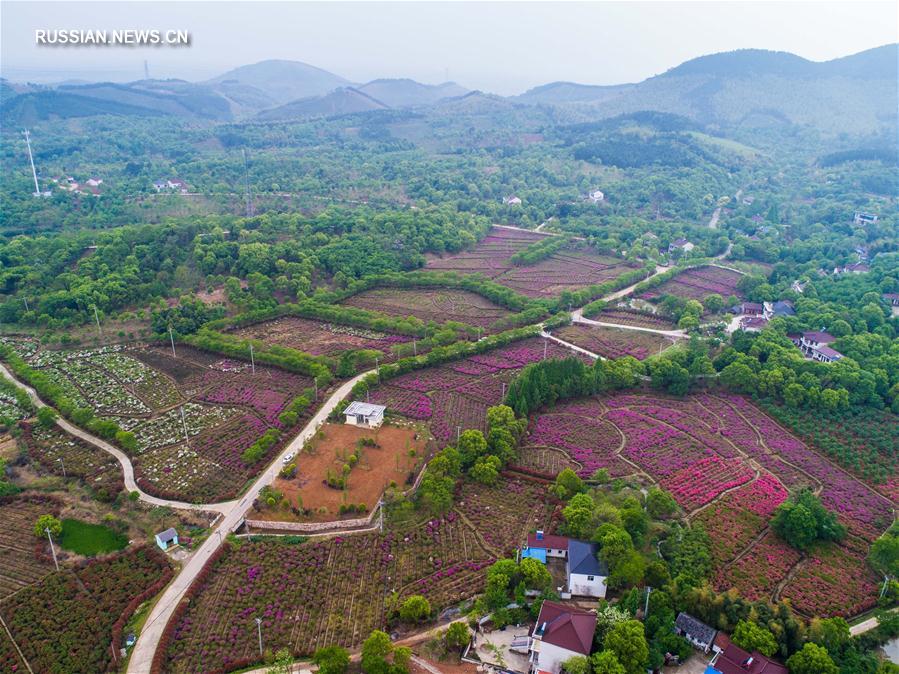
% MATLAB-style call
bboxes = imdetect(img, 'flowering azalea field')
[780,543,880,618]
[0,546,171,674]
[591,308,677,330]
[342,288,513,330]
[640,265,744,304]
[509,389,893,617]
[551,323,675,360]
[369,337,585,442]
[425,227,642,298]
[229,316,412,360]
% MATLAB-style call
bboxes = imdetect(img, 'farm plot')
[425,227,642,298]
[21,422,123,501]
[18,343,321,503]
[523,413,631,479]
[341,288,512,330]
[0,546,171,674]
[552,323,677,360]
[0,497,58,599]
[455,475,560,556]
[640,265,744,304]
[0,390,28,424]
[714,532,802,602]
[368,337,586,443]
[590,308,677,330]
[780,544,880,618]
[228,316,412,360]
[162,516,496,673]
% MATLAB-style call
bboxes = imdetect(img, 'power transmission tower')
[23,129,41,196]
[243,148,253,217]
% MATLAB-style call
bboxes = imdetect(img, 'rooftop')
[675,612,717,644]
[712,643,788,674]
[567,539,607,576]
[802,331,835,344]
[815,345,843,360]
[527,531,570,551]
[156,527,178,542]
[344,401,386,416]
[534,601,596,655]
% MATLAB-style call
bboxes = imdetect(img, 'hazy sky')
[2,1,896,94]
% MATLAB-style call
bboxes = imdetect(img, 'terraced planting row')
[0,498,58,600]
[369,337,587,442]
[425,227,641,298]
[590,308,677,330]
[341,288,512,330]
[640,265,744,303]
[552,323,676,360]
[228,316,412,360]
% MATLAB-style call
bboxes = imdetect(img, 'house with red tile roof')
[529,601,596,674]
[706,641,788,674]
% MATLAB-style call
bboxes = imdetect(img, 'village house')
[834,262,871,275]
[790,280,806,294]
[521,532,608,598]
[739,316,768,332]
[668,238,695,254]
[730,302,764,317]
[155,528,179,551]
[587,189,605,203]
[155,178,190,194]
[503,195,522,206]
[85,177,103,187]
[674,612,717,653]
[811,344,844,363]
[884,293,899,307]
[797,331,844,363]
[343,401,385,428]
[706,634,788,674]
[528,601,596,674]
[763,300,795,319]
[853,211,878,226]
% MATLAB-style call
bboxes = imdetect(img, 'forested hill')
[517,45,899,136]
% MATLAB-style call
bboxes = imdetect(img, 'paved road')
[850,607,897,637]
[0,362,234,513]
[708,207,721,229]
[126,370,372,673]
[570,312,686,339]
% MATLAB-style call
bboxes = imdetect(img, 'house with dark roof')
[883,293,899,307]
[566,540,608,598]
[811,344,844,364]
[668,238,695,254]
[730,302,764,316]
[675,612,717,653]
[706,641,788,674]
[155,528,179,551]
[765,300,795,318]
[529,601,596,674]
[799,331,835,353]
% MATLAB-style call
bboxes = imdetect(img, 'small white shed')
[344,401,386,428]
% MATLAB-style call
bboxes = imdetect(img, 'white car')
[282,452,295,464]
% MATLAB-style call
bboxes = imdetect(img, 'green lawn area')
[59,518,128,555]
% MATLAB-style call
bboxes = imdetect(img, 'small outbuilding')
[675,612,717,652]
[344,401,386,428]
[155,528,179,551]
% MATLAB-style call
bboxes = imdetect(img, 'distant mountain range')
[2,45,896,136]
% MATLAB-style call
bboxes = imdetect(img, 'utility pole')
[643,586,652,619]
[243,148,253,218]
[23,129,41,196]
[254,617,263,656]
[378,499,384,533]
[23,297,29,312]
[180,406,190,446]
[456,425,461,443]
[249,343,255,375]
[57,457,66,478]
[501,382,506,398]
[313,377,318,400]
[169,326,177,358]
[543,339,548,360]
[375,356,380,382]
[93,305,102,337]
[412,339,417,356]
[45,527,59,571]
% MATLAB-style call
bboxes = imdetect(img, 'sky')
[2,1,897,95]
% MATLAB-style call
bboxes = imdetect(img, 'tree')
[418,472,455,515]
[36,406,58,428]
[869,524,899,578]
[771,489,846,550]
[361,630,394,674]
[562,655,592,674]
[266,648,293,674]
[398,595,431,623]
[591,651,626,674]
[603,620,648,674]
[732,620,778,657]
[562,492,595,539]
[645,488,677,519]
[786,643,838,674]
[456,429,487,468]
[553,468,585,500]
[313,645,350,674]
[34,514,62,538]
[469,454,501,485]
[445,622,470,650]
[520,557,552,591]
[807,617,850,654]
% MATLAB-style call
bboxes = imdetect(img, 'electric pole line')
[254,617,263,655]
[243,148,253,218]
[93,305,102,337]
[180,406,190,446]
[249,343,255,375]
[45,527,59,571]
[57,457,66,478]
[23,129,41,196]
[169,326,177,358]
